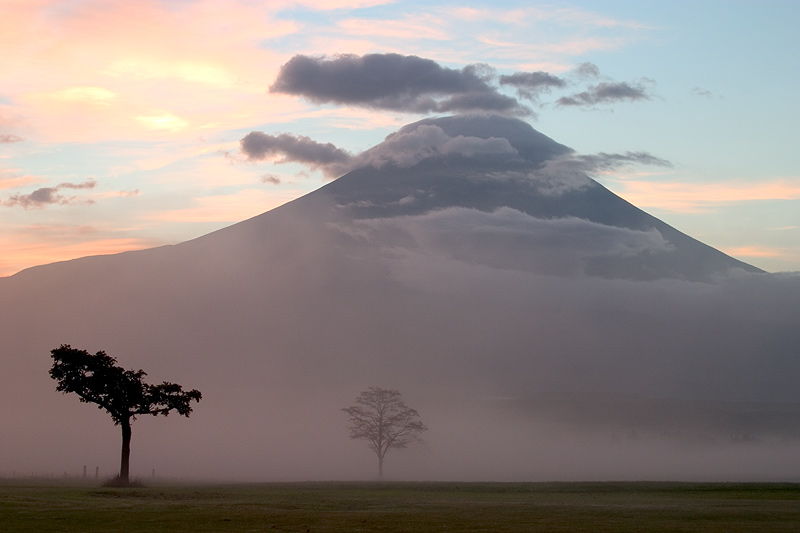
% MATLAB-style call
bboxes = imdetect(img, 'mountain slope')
[195,114,760,281]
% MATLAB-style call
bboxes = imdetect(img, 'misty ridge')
[1,53,799,482]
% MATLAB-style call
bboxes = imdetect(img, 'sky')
[1,0,799,277]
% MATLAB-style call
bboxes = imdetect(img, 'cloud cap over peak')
[241,114,572,179]
[270,53,529,115]
[240,114,674,204]
[393,114,572,165]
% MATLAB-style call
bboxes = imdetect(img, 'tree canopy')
[342,387,427,479]
[49,344,201,484]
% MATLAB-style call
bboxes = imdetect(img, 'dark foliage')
[49,344,201,484]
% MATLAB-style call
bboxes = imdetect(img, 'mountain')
[196,114,760,282]
[1,115,798,482]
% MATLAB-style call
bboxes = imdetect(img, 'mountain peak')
[390,114,573,164]
[258,115,761,281]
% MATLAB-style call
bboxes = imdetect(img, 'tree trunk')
[378,453,384,481]
[120,418,132,485]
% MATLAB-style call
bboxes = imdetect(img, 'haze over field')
[1,1,799,482]
[1,113,799,482]
[1,1,799,276]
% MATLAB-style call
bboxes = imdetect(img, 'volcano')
[1,115,798,482]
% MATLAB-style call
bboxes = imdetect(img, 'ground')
[2,480,800,532]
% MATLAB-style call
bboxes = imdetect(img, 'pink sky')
[1,0,798,275]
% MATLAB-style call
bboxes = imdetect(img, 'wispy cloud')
[607,179,800,212]
[104,59,241,88]
[719,245,800,271]
[561,151,672,172]
[325,5,649,69]
[0,1,655,148]
[293,0,395,8]
[543,7,652,29]
[303,6,647,82]
[691,86,722,100]
[145,189,301,223]
[449,6,649,30]
[557,79,655,107]
[0,170,39,190]
[722,245,789,258]
[3,179,97,209]
[337,15,450,40]
[0,226,161,277]
[44,86,117,106]
[525,150,671,197]
[135,113,190,133]
[478,36,633,61]
[1,1,299,143]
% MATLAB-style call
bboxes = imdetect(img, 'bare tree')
[342,387,427,480]
[49,344,201,486]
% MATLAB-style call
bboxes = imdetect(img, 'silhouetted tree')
[49,344,201,486]
[342,387,427,480]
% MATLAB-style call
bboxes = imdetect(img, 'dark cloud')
[261,174,281,185]
[573,62,601,79]
[557,80,654,107]
[499,71,567,100]
[270,53,528,115]
[240,132,353,178]
[240,116,669,188]
[269,54,655,117]
[241,122,520,179]
[4,179,96,208]
[0,133,23,143]
[437,91,524,114]
[8,187,62,208]
[594,81,653,101]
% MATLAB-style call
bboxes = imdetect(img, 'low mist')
[1,115,799,483]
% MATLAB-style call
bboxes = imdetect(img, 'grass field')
[1,480,799,532]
